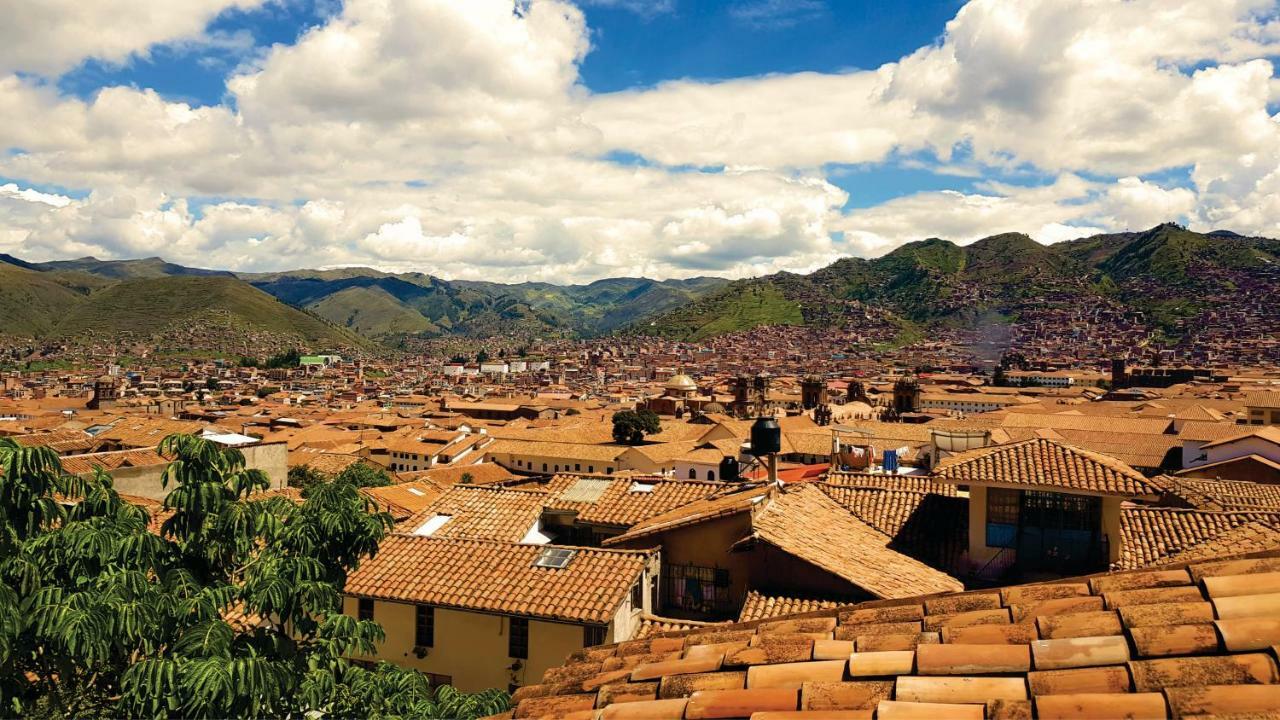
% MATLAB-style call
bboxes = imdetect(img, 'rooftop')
[513,551,1280,720]
[344,534,652,625]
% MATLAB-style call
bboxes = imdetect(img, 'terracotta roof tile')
[933,438,1160,497]
[345,534,651,624]
[1118,506,1280,570]
[739,591,845,623]
[545,547,1280,719]
[745,485,964,599]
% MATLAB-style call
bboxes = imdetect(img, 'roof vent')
[533,547,577,569]
[629,481,656,493]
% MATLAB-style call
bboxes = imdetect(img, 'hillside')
[246,271,728,339]
[35,256,235,280]
[46,276,367,349]
[636,224,1279,341]
[0,263,90,336]
[4,223,1275,348]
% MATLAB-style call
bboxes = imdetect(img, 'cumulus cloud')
[0,0,1279,282]
[0,0,265,76]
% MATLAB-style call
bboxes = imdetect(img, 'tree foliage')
[611,409,661,445]
[0,434,509,719]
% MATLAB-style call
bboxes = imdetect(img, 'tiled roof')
[542,475,722,527]
[739,591,843,622]
[516,550,1280,720]
[399,485,547,542]
[361,480,445,520]
[1051,429,1180,469]
[1119,506,1280,570]
[818,483,968,572]
[1202,425,1280,449]
[396,462,516,486]
[1179,420,1258,443]
[824,472,956,495]
[292,450,363,475]
[14,429,96,453]
[59,447,167,475]
[995,413,1174,435]
[344,534,651,624]
[1241,390,1280,408]
[633,614,726,640]
[1156,475,1280,511]
[933,438,1161,498]
[602,485,772,547]
[94,417,207,448]
[745,485,964,599]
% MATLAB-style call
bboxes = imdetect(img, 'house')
[341,535,659,692]
[1243,390,1280,425]
[933,437,1162,578]
[484,438,626,475]
[604,484,962,620]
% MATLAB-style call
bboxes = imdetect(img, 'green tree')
[611,409,661,445]
[335,462,392,488]
[264,348,302,370]
[287,464,329,491]
[0,435,508,719]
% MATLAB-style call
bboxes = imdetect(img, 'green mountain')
[33,256,235,280]
[637,224,1279,340]
[0,258,366,350]
[0,263,90,336]
[4,223,1274,347]
[243,271,727,339]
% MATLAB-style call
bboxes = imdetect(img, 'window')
[542,463,548,472]
[584,625,606,647]
[588,466,594,473]
[534,547,577,569]
[707,470,715,481]
[509,617,529,659]
[688,468,697,479]
[631,580,643,610]
[357,598,374,621]
[425,673,452,687]
[415,605,434,647]
[575,463,581,472]
[986,488,1020,548]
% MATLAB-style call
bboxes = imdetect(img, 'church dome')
[665,373,697,392]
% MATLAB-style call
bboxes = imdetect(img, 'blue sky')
[1,0,1274,280]
[57,1,965,104]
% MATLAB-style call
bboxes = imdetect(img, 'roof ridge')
[385,531,656,555]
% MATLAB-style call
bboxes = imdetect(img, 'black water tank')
[750,417,781,456]
[718,456,740,483]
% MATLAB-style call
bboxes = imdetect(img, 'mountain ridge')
[3,223,1276,346]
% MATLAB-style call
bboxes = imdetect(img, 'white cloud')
[0,0,265,76]
[0,0,1279,282]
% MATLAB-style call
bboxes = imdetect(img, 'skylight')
[629,481,656,493]
[533,547,577,569]
[413,514,452,537]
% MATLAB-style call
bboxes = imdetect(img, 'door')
[1016,491,1104,574]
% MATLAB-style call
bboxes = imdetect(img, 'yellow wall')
[615,513,753,615]
[342,598,589,692]
[340,554,659,692]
